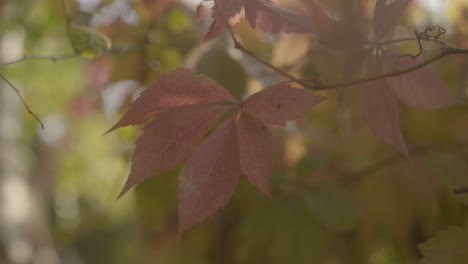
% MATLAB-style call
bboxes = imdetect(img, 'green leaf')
[239,196,327,264]
[302,182,358,232]
[419,226,468,264]
[69,24,112,58]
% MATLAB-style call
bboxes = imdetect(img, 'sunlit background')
[0,0,468,263]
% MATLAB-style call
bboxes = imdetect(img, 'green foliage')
[419,226,468,264]
[69,24,111,58]
[303,182,358,232]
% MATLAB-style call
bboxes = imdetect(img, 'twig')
[212,0,315,89]
[0,73,44,129]
[209,4,468,91]
[453,186,468,194]
[314,45,461,90]
[0,54,78,67]
[61,0,71,24]
[0,44,142,68]
[346,141,468,196]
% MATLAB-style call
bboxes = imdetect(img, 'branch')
[345,141,468,196]
[0,44,142,68]
[314,45,468,90]
[60,0,71,24]
[212,0,315,89]
[453,186,468,194]
[208,5,468,92]
[0,54,78,68]
[0,73,44,129]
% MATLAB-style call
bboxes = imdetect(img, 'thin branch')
[0,54,78,68]
[313,46,457,90]
[212,0,315,89]
[345,141,468,196]
[0,73,44,129]
[0,44,142,68]
[60,0,71,24]
[211,2,468,91]
[453,186,468,194]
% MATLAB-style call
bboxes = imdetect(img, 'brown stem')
[209,3,468,92]
[212,0,315,89]
[0,73,44,129]
[314,46,456,90]
[453,186,468,194]
[346,141,468,183]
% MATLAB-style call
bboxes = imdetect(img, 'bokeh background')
[0,0,468,263]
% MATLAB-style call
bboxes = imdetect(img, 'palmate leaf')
[109,68,325,233]
[69,24,112,58]
[201,0,317,41]
[373,0,413,39]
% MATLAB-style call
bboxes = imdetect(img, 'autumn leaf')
[109,68,325,233]
[107,68,234,132]
[203,0,243,41]
[382,51,460,109]
[237,112,272,197]
[363,55,410,158]
[373,0,412,39]
[177,116,240,233]
[202,0,317,40]
[118,103,230,197]
[241,83,326,125]
[308,1,368,49]
[243,0,317,35]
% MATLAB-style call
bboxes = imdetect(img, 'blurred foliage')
[0,0,467,263]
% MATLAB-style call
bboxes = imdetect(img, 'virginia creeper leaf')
[237,112,272,197]
[383,51,460,109]
[178,116,241,233]
[373,0,412,39]
[242,84,325,125]
[243,0,317,35]
[119,103,230,197]
[364,57,409,158]
[108,68,234,132]
[204,0,243,41]
[108,68,327,233]
[419,226,468,264]
[196,3,205,22]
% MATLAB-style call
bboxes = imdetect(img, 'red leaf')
[237,112,272,197]
[178,116,240,233]
[309,2,368,48]
[107,68,234,132]
[243,0,317,34]
[364,57,409,158]
[118,103,230,197]
[373,0,412,39]
[196,3,205,22]
[204,0,243,41]
[383,52,460,109]
[242,84,325,125]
